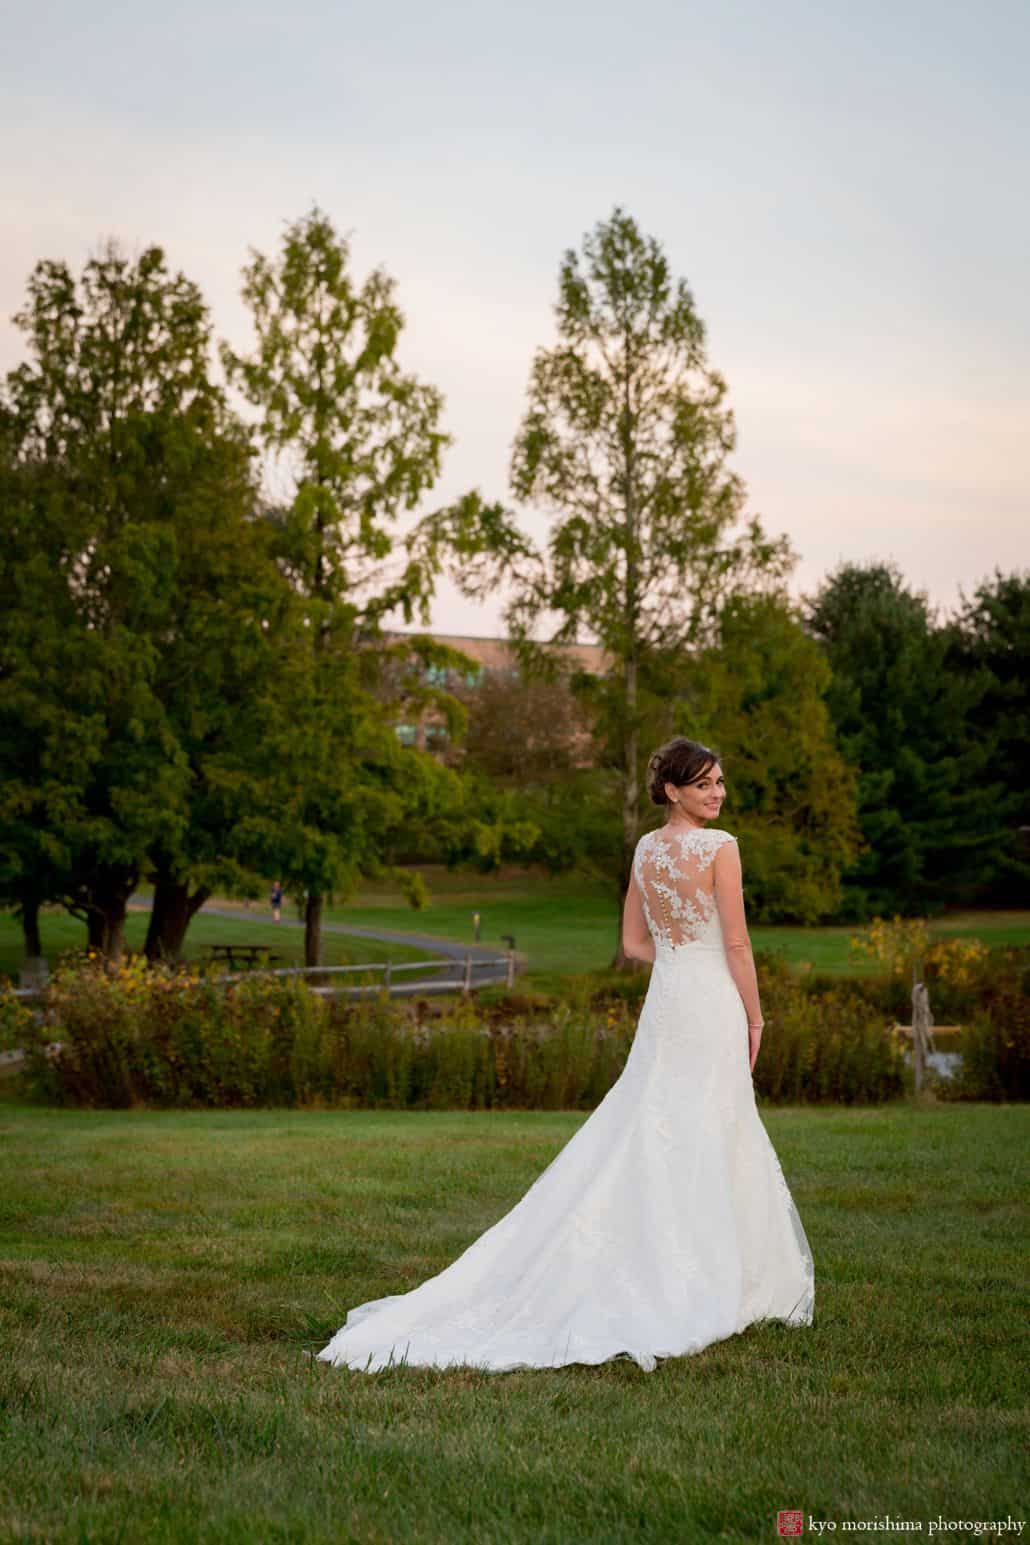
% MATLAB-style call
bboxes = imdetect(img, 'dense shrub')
[0,985,34,1052]
[937,949,1030,1103]
[17,958,637,1111]
[21,958,333,1108]
[751,965,907,1104]
[10,942,1025,1109]
[9,952,894,1109]
[760,944,1030,1104]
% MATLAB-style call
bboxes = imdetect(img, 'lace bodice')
[632,826,737,951]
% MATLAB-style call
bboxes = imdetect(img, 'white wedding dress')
[317,826,815,1373]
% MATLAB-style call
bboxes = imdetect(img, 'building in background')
[383,632,611,771]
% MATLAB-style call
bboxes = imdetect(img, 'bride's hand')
[748,1020,764,1073]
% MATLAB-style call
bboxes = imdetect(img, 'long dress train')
[316,826,815,1373]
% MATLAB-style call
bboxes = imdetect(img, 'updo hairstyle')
[646,737,720,807]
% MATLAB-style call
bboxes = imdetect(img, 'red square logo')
[777,1513,804,1538]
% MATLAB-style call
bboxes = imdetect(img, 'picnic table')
[204,943,282,971]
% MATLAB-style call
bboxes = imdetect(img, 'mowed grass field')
[0,1102,1026,1543]
[262,868,1030,978]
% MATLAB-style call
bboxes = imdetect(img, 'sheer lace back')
[633,827,737,951]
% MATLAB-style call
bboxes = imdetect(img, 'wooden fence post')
[911,958,936,1093]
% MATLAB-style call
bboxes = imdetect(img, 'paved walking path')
[184,902,515,996]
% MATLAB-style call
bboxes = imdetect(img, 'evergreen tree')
[803,560,1015,916]
[946,568,1030,903]
[677,593,862,922]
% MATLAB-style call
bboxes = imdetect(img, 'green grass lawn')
[0,1103,1025,1542]
[339,877,1030,982]
[231,869,1030,979]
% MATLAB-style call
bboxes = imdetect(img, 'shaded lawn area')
[0,909,438,985]
[0,1102,1025,1543]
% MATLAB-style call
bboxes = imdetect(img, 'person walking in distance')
[270,880,283,924]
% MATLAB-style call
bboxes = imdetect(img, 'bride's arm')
[713,840,763,1029]
[621,868,656,963]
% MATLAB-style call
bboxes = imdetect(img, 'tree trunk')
[145,870,211,962]
[911,964,935,1094]
[611,337,641,974]
[611,656,640,971]
[87,909,106,952]
[87,900,128,961]
[84,868,137,962]
[20,894,43,959]
[305,892,323,968]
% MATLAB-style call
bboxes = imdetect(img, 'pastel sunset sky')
[3,0,1026,638]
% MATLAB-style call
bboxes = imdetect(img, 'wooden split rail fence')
[7,950,518,1005]
[215,953,519,997]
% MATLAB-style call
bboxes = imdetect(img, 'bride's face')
[665,762,726,824]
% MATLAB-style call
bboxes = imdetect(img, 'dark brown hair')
[646,737,720,807]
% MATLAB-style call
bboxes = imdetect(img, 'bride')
[316,736,815,1373]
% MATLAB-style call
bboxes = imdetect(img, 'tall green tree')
[139,435,282,961]
[945,567,1030,903]
[0,244,237,957]
[803,560,1016,917]
[222,208,473,964]
[0,413,96,961]
[660,593,862,921]
[408,209,806,960]
[505,207,795,961]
